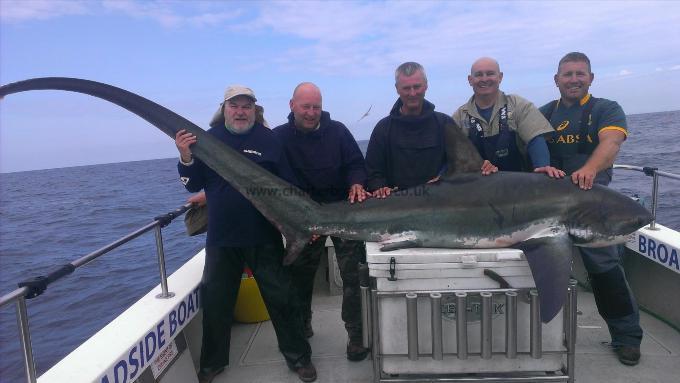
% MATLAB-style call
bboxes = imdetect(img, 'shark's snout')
[638,215,653,229]
[609,202,653,238]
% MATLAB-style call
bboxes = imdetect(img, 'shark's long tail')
[0,77,321,263]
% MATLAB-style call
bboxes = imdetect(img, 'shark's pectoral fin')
[511,234,574,323]
[380,239,422,252]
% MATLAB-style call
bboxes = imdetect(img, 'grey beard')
[225,121,254,135]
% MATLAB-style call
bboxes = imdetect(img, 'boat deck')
[210,274,680,383]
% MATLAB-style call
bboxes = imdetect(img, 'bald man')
[453,57,563,176]
[273,82,370,362]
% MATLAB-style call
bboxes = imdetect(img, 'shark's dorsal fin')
[443,122,484,175]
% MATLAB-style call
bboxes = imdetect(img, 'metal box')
[366,243,569,375]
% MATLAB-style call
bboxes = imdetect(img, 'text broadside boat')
[1,165,678,383]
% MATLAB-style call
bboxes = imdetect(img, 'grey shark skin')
[0,77,652,322]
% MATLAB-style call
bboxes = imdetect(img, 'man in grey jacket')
[453,57,563,177]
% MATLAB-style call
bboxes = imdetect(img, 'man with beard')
[175,85,317,382]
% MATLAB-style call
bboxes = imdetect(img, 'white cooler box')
[366,242,566,374]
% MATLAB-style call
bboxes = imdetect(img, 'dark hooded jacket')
[365,99,452,190]
[273,111,367,203]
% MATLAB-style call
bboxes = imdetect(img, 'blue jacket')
[178,123,297,247]
[273,111,367,203]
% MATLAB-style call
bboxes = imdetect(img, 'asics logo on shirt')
[556,120,570,131]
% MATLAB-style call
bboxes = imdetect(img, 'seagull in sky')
[357,104,372,123]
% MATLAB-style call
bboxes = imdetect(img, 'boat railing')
[614,164,680,230]
[0,202,194,383]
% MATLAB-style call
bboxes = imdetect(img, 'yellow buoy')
[233,267,270,323]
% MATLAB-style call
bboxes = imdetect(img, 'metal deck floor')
[211,281,679,383]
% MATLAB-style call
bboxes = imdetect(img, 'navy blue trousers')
[580,245,643,347]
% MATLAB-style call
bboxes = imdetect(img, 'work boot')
[197,367,225,383]
[346,340,369,361]
[614,345,641,366]
[288,360,317,382]
[304,318,314,338]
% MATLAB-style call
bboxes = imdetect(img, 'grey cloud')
[0,0,90,23]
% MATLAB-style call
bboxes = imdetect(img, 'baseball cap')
[209,85,268,128]
[224,85,257,102]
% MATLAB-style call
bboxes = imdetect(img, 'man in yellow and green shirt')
[540,52,642,367]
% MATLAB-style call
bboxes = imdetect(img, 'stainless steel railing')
[613,164,680,230]
[0,202,194,383]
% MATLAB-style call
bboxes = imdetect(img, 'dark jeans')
[580,245,643,346]
[200,244,311,371]
[290,237,366,342]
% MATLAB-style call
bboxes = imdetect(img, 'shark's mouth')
[574,234,630,248]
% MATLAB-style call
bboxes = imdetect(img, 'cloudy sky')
[1,0,679,172]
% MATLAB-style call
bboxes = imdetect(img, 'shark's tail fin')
[1,77,327,266]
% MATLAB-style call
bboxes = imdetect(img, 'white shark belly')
[374,220,565,249]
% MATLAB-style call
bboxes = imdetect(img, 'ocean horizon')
[2,109,678,175]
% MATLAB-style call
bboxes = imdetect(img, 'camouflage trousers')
[290,236,366,342]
